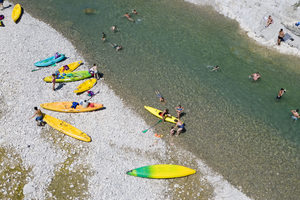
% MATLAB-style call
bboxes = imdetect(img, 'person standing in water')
[174,119,185,136]
[101,32,106,42]
[52,74,56,91]
[175,105,184,119]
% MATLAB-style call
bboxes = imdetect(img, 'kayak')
[58,60,83,73]
[12,4,22,22]
[34,53,65,67]
[144,106,178,124]
[43,71,92,83]
[41,101,103,113]
[74,78,97,94]
[43,114,91,142]
[127,164,196,179]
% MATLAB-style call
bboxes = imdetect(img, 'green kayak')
[43,71,92,83]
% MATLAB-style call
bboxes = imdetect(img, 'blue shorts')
[36,116,43,121]
[291,116,298,120]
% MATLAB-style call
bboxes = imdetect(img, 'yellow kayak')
[43,114,91,142]
[58,60,83,73]
[127,164,196,179]
[74,78,97,94]
[12,4,22,22]
[41,101,103,113]
[144,106,178,124]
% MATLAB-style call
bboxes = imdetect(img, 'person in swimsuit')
[155,90,165,103]
[276,88,286,100]
[30,107,45,126]
[111,25,118,33]
[132,9,138,15]
[124,12,135,22]
[52,74,56,91]
[160,109,171,122]
[249,72,261,81]
[291,109,300,120]
[266,15,273,27]
[211,65,220,72]
[109,42,122,51]
[174,119,185,136]
[175,105,184,119]
[101,32,106,42]
[277,29,285,45]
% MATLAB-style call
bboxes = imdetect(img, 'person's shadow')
[55,83,66,91]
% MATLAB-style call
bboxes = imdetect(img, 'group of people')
[155,91,186,136]
[101,9,139,52]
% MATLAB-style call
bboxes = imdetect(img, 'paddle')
[31,64,56,72]
[142,120,162,133]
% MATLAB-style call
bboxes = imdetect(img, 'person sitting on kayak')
[159,109,171,122]
[29,107,46,126]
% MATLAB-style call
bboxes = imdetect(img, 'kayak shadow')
[15,7,24,24]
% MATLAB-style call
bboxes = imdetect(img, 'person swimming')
[109,42,122,51]
[124,12,135,22]
[249,72,261,81]
[155,90,165,103]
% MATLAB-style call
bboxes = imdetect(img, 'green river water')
[7,0,300,199]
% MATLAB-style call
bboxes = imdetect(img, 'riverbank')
[0,2,252,200]
[186,0,300,57]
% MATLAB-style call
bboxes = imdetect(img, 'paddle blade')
[142,129,148,133]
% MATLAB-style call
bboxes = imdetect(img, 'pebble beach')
[0,2,253,200]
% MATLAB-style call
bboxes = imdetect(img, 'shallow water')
[11,0,300,199]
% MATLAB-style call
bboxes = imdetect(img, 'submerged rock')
[83,8,96,15]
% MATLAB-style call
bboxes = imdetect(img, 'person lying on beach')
[132,9,138,15]
[249,72,261,81]
[29,107,46,126]
[276,88,286,100]
[175,105,184,119]
[277,29,285,45]
[211,65,220,72]
[155,90,165,103]
[101,32,106,42]
[159,109,171,122]
[174,119,185,136]
[109,42,122,51]
[266,15,273,27]
[124,13,135,22]
[291,109,300,120]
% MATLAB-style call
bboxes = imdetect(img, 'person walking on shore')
[291,109,300,121]
[276,88,286,100]
[52,74,56,91]
[30,107,46,126]
[90,64,99,79]
[175,105,184,119]
[277,29,285,45]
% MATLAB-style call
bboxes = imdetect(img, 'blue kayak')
[34,53,65,67]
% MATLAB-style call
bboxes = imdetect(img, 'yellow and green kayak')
[12,4,22,22]
[144,106,178,124]
[74,78,97,94]
[43,71,91,83]
[58,60,83,73]
[127,164,196,179]
[43,114,91,142]
[41,101,103,113]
